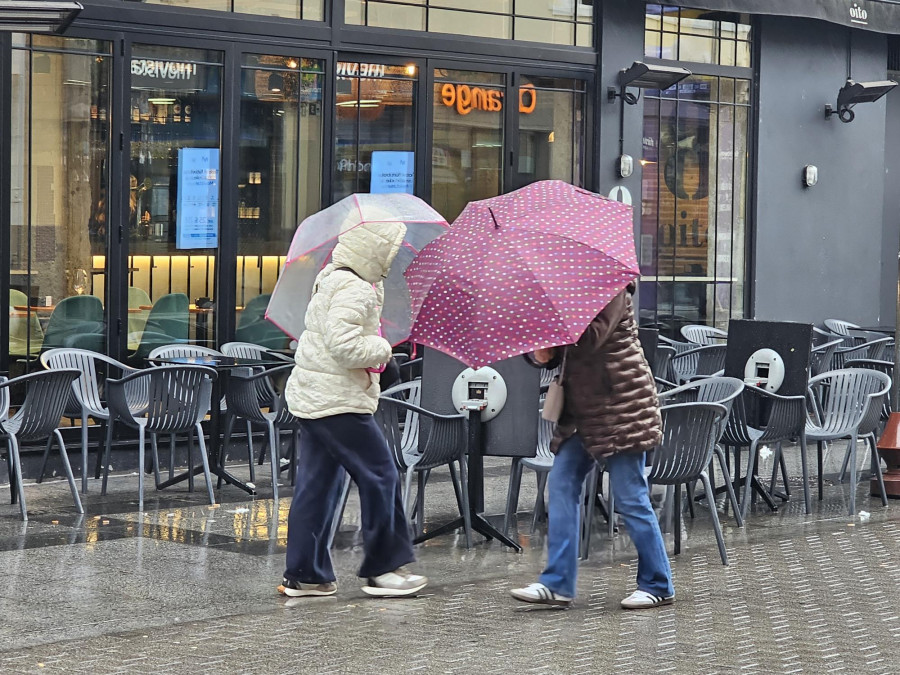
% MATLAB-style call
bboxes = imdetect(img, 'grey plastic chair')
[805,368,891,516]
[670,344,727,384]
[503,401,555,536]
[681,324,728,346]
[101,365,218,511]
[721,383,809,519]
[652,345,676,380]
[832,338,892,369]
[223,364,300,504]
[658,376,745,527]
[0,369,84,521]
[824,319,860,337]
[376,384,471,547]
[40,348,145,493]
[650,402,730,564]
[810,339,843,377]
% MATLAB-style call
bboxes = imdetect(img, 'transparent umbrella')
[266,193,448,346]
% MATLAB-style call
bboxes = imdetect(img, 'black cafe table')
[150,354,291,496]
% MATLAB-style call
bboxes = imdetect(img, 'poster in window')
[370,151,415,194]
[176,148,220,249]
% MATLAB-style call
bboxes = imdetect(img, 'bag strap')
[557,347,568,385]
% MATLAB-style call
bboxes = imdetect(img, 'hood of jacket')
[331,220,407,284]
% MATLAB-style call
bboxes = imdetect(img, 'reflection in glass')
[517,78,585,188]
[9,41,111,364]
[128,45,223,358]
[639,76,750,335]
[123,0,326,20]
[236,55,324,348]
[333,62,416,201]
[431,71,505,222]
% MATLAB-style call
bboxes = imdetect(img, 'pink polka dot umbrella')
[405,180,641,368]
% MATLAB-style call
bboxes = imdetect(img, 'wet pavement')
[0,444,899,674]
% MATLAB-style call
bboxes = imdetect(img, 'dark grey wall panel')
[754,17,888,324]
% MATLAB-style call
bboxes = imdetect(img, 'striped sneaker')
[620,590,674,609]
[277,578,337,598]
[509,583,573,608]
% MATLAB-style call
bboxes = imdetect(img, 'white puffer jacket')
[284,219,406,419]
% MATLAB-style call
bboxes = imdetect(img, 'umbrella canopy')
[266,193,448,346]
[405,180,641,368]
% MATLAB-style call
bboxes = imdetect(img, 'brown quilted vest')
[551,290,662,460]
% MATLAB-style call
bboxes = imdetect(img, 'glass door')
[8,36,112,373]
[126,44,224,360]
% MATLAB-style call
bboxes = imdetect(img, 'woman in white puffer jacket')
[279,219,428,599]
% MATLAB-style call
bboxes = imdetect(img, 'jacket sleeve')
[579,291,628,350]
[323,281,393,369]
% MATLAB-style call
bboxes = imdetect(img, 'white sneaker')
[361,567,428,597]
[509,583,573,607]
[620,589,674,609]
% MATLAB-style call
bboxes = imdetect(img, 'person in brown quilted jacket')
[510,283,674,609]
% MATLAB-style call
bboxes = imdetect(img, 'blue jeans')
[538,434,674,599]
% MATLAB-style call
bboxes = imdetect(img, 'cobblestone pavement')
[1,446,899,674]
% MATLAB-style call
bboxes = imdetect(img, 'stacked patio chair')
[810,339,843,377]
[681,324,728,346]
[101,365,218,511]
[824,319,861,339]
[0,369,84,521]
[649,401,730,564]
[670,344,727,384]
[504,399,556,536]
[832,337,892,369]
[40,348,146,493]
[804,368,891,515]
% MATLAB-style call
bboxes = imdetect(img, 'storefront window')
[516,76,585,188]
[127,45,223,357]
[9,36,111,368]
[236,55,324,348]
[639,74,751,334]
[645,5,751,67]
[346,0,593,47]
[121,0,325,21]
[431,69,505,222]
[333,61,417,201]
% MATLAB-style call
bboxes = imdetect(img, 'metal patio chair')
[650,402,730,565]
[670,344,727,384]
[101,365,218,511]
[681,324,728,346]
[376,383,471,547]
[0,369,84,521]
[805,368,891,516]
[223,364,300,503]
[39,348,146,493]
[658,376,745,527]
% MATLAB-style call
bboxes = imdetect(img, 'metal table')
[150,354,289,496]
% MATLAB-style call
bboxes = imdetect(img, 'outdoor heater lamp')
[825,79,898,123]
[608,61,692,105]
[0,1,82,33]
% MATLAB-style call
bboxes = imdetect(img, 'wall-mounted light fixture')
[608,61,691,105]
[802,165,818,188]
[825,78,898,123]
[0,1,82,33]
[608,61,691,184]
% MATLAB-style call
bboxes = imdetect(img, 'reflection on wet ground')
[1,450,899,673]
